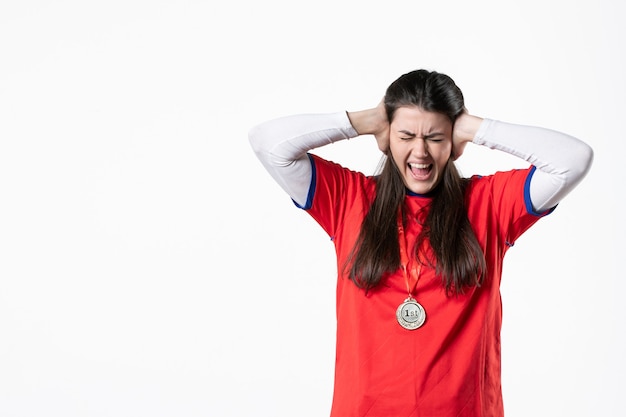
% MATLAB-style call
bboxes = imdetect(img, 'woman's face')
[389,106,453,195]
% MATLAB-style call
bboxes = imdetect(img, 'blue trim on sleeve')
[292,153,316,210]
[524,166,557,217]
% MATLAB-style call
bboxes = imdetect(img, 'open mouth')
[408,162,433,179]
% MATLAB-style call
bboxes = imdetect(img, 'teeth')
[409,163,430,169]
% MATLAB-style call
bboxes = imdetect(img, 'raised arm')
[248,112,358,207]
[453,113,594,212]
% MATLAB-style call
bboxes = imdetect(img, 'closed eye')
[397,130,415,141]
[424,133,445,142]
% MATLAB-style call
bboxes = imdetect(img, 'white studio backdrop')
[0,1,623,416]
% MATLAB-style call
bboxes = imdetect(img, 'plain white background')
[0,1,623,416]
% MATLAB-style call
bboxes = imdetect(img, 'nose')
[413,138,429,158]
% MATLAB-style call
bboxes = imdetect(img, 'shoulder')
[465,166,535,196]
[310,154,377,191]
[464,166,552,223]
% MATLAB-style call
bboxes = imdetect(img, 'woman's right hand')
[347,100,390,153]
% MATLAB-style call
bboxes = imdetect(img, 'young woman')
[248,69,593,417]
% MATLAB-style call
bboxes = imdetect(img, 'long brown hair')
[346,70,486,295]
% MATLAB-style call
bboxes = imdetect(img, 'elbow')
[556,140,594,191]
[248,123,292,167]
[248,124,265,155]
[548,139,594,188]
[575,140,594,180]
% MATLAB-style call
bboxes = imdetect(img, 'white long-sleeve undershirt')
[248,112,593,212]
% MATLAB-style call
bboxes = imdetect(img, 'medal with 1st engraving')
[396,296,426,330]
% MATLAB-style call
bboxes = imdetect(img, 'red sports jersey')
[302,154,551,417]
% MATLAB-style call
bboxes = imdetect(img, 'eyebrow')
[398,130,445,139]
